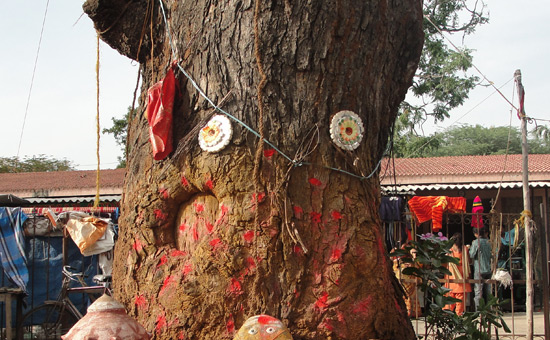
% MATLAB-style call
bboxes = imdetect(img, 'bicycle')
[21,266,111,340]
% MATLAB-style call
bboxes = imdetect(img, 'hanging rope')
[94,35,101,208]
[253,0,267,226]
[157,0,383,181]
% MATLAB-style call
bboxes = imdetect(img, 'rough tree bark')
[84,0,423,339]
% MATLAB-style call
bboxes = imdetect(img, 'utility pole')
[515,69,533,340]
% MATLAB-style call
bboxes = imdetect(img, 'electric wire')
[17,0,50,160]
[424,14,519,113]
[157,0,383,181]
[406,78,513,158]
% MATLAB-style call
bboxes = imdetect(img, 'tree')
[103,107,130,168]
[393,124,550,157]
[396,0,488,142]
[0,155,74,173]
[84,1,424,339]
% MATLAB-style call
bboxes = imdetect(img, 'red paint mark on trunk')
[293,244,304,255]
[310,211,322,224]
[157,254,168,268]
[256,192,266,202]
[215,204,229,226]
[293,206,303,219]
[314,272,322,284]
[309,177,322,186]
[134,294,147,310]
[179,223,188,233]
[159,188,169,199]
[193,202,204,213]
[182,262,193,276]
[337,311,345,323]
[154,209,167,221]
[228,278,243,295]
[245,256,257,273]
[352,296,373,316]
[155,312,167,333]
[314,291,329,310]
[191,225,199,241]
[160,275,175,294]
[132,238,143,252]
[205,221,214,233]
[264,148,275,159]
[178,330,186,340]
[204,179,214,190]
[226,315,235,334]
[268,227,279,238]
[331,210,342,220]
[320,318,334,331]
[210,238,221,247]
[243,230,255,243]
[330,248,343,262]
[181,175,189,187]
[170,249,187,257]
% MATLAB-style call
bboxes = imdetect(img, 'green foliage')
[399,0,488,134]
[455,294,511,340]
[391,233,510,340]
[102,107,131,168]
[394,124,550,157]
[0,155,74,173]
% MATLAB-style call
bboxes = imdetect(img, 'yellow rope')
[94,34,101,208]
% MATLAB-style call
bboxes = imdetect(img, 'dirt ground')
[410,311,548,339]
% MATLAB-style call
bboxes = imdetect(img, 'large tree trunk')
[84,0,423,338]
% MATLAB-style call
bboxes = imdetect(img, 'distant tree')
[102,107,130,168]
[0,155,74,173]
[395,124,550,157]
[530,125,550,154]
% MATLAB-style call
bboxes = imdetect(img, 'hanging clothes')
[146,66,176,160]
[471,195,484,228]
[380,196,403,222]
[381,197,405,250]
[0,207,29,292]
[407,196,466,232]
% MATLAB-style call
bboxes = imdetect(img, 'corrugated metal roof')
[381,181,550,193]
[25,195,121,204]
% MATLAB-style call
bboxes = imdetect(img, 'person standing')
[444,233,471,315]
[468,227,492,311]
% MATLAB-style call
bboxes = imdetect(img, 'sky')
[1,1,549,170]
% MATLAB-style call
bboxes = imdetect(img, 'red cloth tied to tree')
[407,196,466,232]
[146,67,176,160]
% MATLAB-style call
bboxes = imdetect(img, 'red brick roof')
[381,154,550,177]
[0,169,125,193]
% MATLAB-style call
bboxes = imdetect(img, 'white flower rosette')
[198,114,232,152]
[329,110,364,151]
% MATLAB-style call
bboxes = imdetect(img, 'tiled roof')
[381,154,550,177]
[0,169,125,193]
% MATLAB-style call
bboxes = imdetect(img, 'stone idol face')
[234,315,293,340]
[62,295,151,340]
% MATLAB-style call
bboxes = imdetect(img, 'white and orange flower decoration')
[198,114,232,152]
[329,110,364,150]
